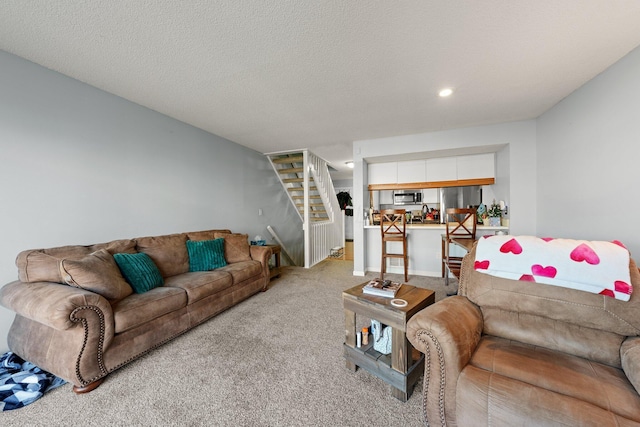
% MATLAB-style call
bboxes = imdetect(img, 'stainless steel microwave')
[393,191,422,205]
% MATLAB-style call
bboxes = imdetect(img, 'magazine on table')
[362,279,402,297]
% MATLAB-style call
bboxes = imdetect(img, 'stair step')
[300,208,327,213]
[296,203,325,207]
[292,195,321,200]
[299,206,327,212]
[278,167,303,174]
[283,177,316,184]
[271,155,304,164]
[287,187,317,192]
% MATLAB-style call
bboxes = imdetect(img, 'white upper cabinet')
[456,153,495,180]
[368,162,398,184]
[426,157,457,182]
[396,160,426,183]
[422,188,439,204]
[379,190,394,205]
[369,154,495,185]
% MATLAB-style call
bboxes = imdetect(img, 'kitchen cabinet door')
[426,157,457,182]
[422,188,439,204]
[397,160,426,183]
[379,190,394,205]
[368,162,398,184]
[457,153,495,180]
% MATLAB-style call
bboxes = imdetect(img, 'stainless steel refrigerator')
[439,186,482,223]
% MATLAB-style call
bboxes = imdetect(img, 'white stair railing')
[266,149,344,268]
[307,151,344,267]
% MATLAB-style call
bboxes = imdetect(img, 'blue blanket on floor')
[0,351,66,411]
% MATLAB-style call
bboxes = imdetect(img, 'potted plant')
[487,200,502,226]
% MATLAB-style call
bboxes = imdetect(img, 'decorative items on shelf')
[487,200,504,227]
[362,327,369,345]
[250,235,266,246]
[476,203,487,225]
[371,320,392,355]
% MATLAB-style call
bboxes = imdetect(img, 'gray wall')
[0,51,303,353]
[537,45,640,257]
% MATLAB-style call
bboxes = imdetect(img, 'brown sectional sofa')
[0,229,272,393]
[407,244,640,426]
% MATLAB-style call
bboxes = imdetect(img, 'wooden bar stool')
[443,208,477,286]
[380,209,408,282]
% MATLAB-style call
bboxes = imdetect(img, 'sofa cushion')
[164,270,233,304]
[16,239,137,283]
[216,260,262,284]
[460,246,640,338]
[186,238,226,272]
[112,286,187,334]
[136,233,189,277]
[461,336,640,423]
[113,253,164,294]
[457,365,638,426]
[91,239,138,255]
[58,249,133,302]
[214,233,251,263]
[185,229,231,241]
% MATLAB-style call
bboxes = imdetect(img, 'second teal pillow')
[186,238,227,272]
[113,252,164,294]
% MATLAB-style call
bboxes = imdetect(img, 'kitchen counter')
[365,223,508,230]
[365,223,509,277]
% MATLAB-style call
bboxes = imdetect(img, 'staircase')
[267,150,344,268]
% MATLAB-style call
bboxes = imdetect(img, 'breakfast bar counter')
[364,224,508,277]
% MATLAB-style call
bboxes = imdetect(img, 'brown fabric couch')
[0,229,272,393]
[407,244,640,426]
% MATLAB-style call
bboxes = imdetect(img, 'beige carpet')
[3,260,456,427]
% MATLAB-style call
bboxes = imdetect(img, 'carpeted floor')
[2,260,456,426]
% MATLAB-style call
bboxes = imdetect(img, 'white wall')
[537,46,640,258]
[0,51,303,353]
[352,120,537,275]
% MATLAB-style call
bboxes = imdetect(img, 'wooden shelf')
[368,177,495,191]
[343,342,424,397]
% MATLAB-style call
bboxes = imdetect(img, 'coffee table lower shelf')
[343,341,424,401]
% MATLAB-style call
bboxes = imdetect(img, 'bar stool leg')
[403,239,408,282]
[381,242,385,279]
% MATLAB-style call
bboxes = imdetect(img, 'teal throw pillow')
[113,252,164,294]
[186,238,227,272]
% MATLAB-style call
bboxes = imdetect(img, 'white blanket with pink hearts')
[474,235,632,301]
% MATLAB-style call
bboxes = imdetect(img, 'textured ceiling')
[2,1,640,179]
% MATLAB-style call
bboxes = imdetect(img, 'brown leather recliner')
[407,244,640,426]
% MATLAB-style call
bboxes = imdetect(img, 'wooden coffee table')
[342,282,435,401]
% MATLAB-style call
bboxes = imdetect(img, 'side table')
[342,283,435,401]
[266,244,281,280]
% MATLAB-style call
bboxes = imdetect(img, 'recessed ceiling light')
[345,161,354,168]
[439,88,454,97]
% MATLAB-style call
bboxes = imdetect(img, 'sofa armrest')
[250,245,273,290]
[0,280,115,387]
[621,336,640,395]
[0,280,114,332]
[407,296,483,427]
